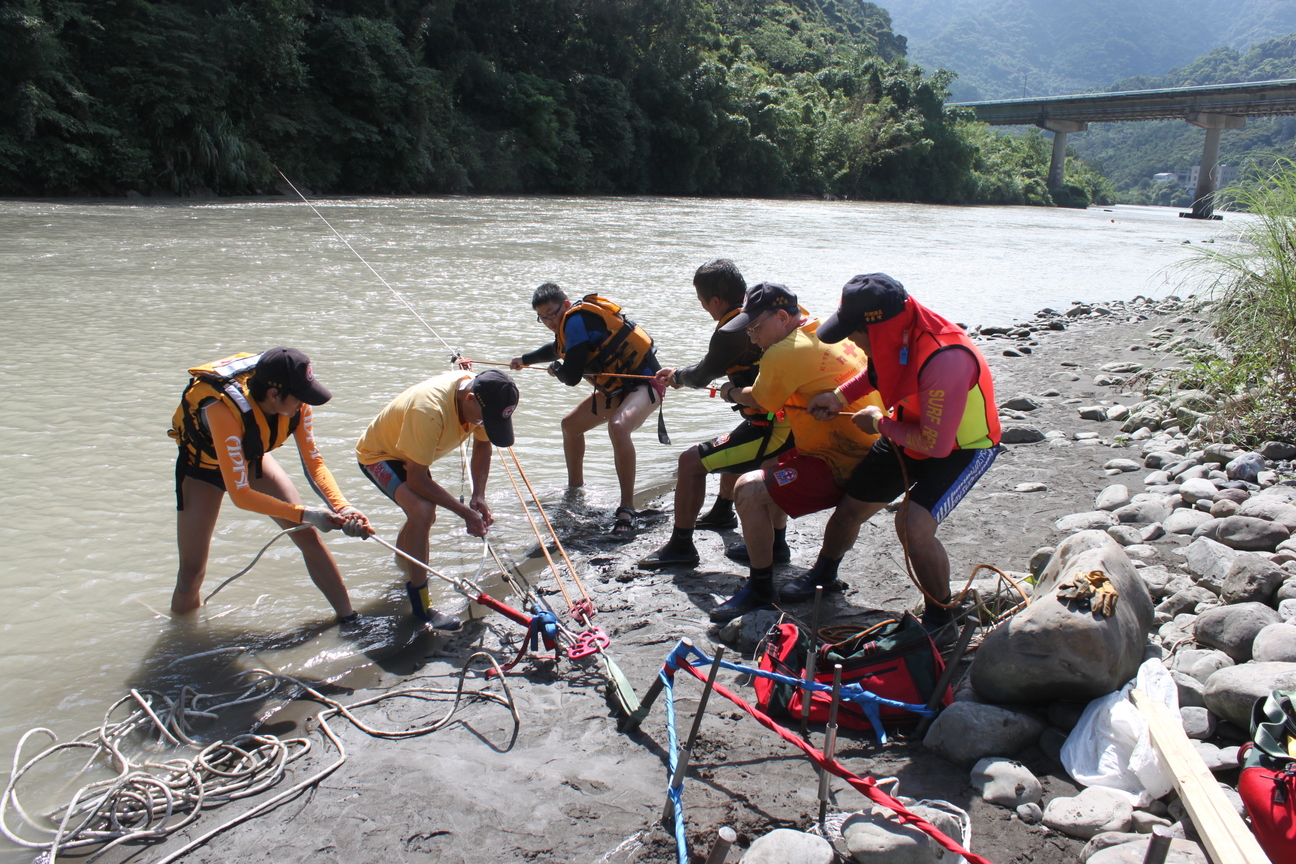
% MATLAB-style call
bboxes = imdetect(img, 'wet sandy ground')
[104,303,1199,864]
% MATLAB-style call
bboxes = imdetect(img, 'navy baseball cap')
[472,370,520,447]
[719,282,799,332]
[817,273,909,344]
[256,347,332,405]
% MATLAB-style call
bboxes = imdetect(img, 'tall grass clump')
[1179,158,1296,443]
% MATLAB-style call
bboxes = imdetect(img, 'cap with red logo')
[255,347,333,405]
[471,370,520,447]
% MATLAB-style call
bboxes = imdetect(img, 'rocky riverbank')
[131,295,1294,864]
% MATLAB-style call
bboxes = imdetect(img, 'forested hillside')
[1,0,1114,205]
[880,0,1296,101]
[1067,34,1296,203]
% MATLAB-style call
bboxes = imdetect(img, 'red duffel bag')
[1237,688,1296,863]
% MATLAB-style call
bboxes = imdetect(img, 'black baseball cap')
[256,347,332,405]
[472,370,520,447]
[817,273,909,344]
[719,282,800,332]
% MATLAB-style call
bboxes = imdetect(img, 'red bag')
[755,615,950,734]
[1238,689,1296,862]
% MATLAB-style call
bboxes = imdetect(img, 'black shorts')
[175,451,225,509]
[359,459,407,502]
[843,438,1000,524]
[696,418,795,475]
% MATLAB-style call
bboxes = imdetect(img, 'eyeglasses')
[535,308,564,325]
[744,312,772,335]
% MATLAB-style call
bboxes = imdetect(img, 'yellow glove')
[1056,570,1119,617]
[1090,576,1119,617]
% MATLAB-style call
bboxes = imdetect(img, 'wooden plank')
[1131,689,1272,864]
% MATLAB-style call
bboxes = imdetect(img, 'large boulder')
[922,702,1044,768]
[1252,623,1296,662]
[1182,537,1237,593]
[1194,602,1281,661]
[1085,838,1209,864]
[744,828,834,864]
[841,805,964,864]
[1215,516,1291,552]
[1203,661,1296,726]
[1221,554,1286,605]
[1096,485,1132,511]
[1057,511,1118,532]
[970,757,1043,808]
[1114,501,1171,524]
[1164,509,1214,535]
[1226,452,1266,483]
[970,532,1153,703]
[1167,648,1233,684]
[1236,496,1296,531]
[1042,787,1134,839]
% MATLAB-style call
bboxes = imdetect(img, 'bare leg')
[252,455,355,618]
[560,394,603,489]
[605,386,657,511]
[717,472,737,502]
[674,446,707,529]
[393,482,438,588]
[820,495,887,559]
[897,503,951,602]
[173,477,225,615]
[734,470,777,569]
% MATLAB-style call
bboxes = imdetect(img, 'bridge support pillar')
[1182,112,1245,220]
[1038,120,1088,190]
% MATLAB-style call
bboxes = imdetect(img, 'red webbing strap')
[473,593,533,628]
[679,663,994,864]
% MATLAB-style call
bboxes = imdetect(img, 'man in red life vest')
[804,274,1002,638]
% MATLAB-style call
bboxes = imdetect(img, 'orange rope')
[506,448,593,609]
[495,448,575,612]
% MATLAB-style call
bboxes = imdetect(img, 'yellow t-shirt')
[356,372,489,467]
[751,317,883,484]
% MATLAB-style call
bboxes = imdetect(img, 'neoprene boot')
[639,528,700,569]
[779,555,846,602]
[709,576,775,623]
[694,497,738,531]
[725,534,791,564]
[406,581,462,632]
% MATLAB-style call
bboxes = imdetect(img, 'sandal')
[611,507,637,536]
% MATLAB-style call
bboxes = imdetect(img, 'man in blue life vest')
[510,283,664,536]
[805,274,1002,638]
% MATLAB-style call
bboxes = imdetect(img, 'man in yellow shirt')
[710,283,883,623]
[357,369,519,630]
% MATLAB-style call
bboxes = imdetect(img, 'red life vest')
[863,299,1000,458]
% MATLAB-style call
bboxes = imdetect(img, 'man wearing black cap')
[805,273,1002,639]
[357,369,520,630]
[707,283,886,623]
[170,347,373,621]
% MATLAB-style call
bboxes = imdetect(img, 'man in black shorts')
[640,260,795,568]
[803,274,1003,637]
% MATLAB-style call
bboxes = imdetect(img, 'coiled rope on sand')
[3,659,518,863]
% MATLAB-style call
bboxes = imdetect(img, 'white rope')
[274,169,458,355]
[203,525,312,604]
[3,661,519,862]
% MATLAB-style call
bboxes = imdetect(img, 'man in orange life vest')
[510,283,664,536]
[805,274,1002,637]
[170,348,372,621]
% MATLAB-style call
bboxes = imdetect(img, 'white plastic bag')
[1059,658,1180,806]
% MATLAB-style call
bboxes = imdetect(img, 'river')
[0,197,1227,856]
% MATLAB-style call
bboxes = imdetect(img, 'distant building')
[1183,164,1238,189]
[1152,172,1177,183]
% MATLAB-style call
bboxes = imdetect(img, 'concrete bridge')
[957,79,1296,218]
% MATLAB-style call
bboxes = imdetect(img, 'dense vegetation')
[1,0,1102,205]
[880,0,1296,101]
[1173,161,1296,442]
[1067,34,1296,204]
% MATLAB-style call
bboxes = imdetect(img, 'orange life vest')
[554,294,656,396]
[169,352,300,476]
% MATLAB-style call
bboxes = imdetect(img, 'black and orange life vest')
[169,352,300,476]
[555,294,656,396]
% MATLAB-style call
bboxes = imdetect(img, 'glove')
[1056,569,1119,617]
[338,505,373,538]
[300,507,340,533]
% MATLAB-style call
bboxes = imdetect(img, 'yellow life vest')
[554,294,656,396]
[169,352,300,478]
